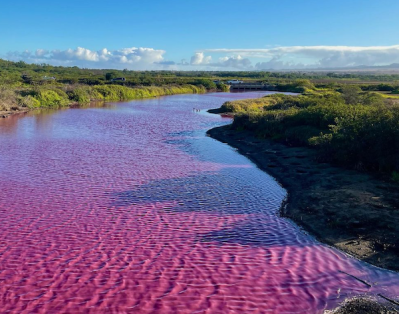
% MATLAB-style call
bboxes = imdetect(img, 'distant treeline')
[0,59,231,91]
[2,59,399,87]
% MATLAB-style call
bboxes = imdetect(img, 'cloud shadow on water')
[107,172,311,249]
[109,173,280,216]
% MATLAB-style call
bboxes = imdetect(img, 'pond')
[0,92,398,313]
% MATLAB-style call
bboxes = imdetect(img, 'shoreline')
[207,124,399,272]
[0,108,29,118]
[0,85,212,119]
[0,100,91,119]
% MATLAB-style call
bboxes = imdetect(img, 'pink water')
[0,92,398,314]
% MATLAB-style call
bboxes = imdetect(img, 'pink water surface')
[0,92,399,313]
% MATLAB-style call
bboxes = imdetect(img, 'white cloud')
[216,55,252,69]
[7,45,399,71]
[187,53,252,69]
[6,46,166,70]
[51,47,101,62]
[190,52,212,65]
[114,47,165,64]
[35,49,48,57]
[255,58,308,70]
[204,45,399,69]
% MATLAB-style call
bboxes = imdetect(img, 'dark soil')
[207,125,399,272]
[325,297,398,314]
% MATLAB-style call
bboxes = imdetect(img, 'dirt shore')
[325,297,398,313]
[0,108,29,118]
[207,124,399,272]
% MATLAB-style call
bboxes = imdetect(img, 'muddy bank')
[325,297,398,313]
[0,108,29,118]
[207,125,399,272]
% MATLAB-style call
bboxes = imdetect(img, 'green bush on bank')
[32,89,69,107]
[66,86,103,103]
[0,86,19,111]
[216,83,229,92]
[310,105,399,172]
[229,89,399,173]
[0,86,45,111]
[1,84,207,109]
[220,92,343,114]
[1,83,207,111]
[92,84,206,101]
[18,95,41,108]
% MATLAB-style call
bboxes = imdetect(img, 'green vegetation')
[0,84,206,112]
[2,55,399,168]
[2,58,399,89]
[0,58,232,112]
[223,88,399,175]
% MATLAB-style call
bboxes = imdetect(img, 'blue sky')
[2,0,399,70]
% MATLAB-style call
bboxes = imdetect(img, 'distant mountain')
[262,63,399,73]
[351,63,399,69]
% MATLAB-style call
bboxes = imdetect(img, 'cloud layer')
[187,53,252,69]
[5,45,399,70]
[204,45,399,69]
[6,47,166,69]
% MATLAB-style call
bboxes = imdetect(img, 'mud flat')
[207,124,399,272]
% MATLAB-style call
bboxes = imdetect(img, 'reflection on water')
[0,92,398,313]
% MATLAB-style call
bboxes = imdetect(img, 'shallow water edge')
[207,124,399,272]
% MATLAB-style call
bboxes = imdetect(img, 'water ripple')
[0,92,398,313]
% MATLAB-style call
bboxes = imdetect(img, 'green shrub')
[67,86,92,103]
[284,125,322,146]
[340,85,362,104]
[361,92,385,106]
[33,90,69,107]
[190,79,217,90]
[92,84,205,101]
[18,95,41,108]
[392,171,399,182]
[216,83,229,92]
[0,83,206,112]
[229,92,399,173]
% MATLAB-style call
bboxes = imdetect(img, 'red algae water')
[0,92,398,313]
